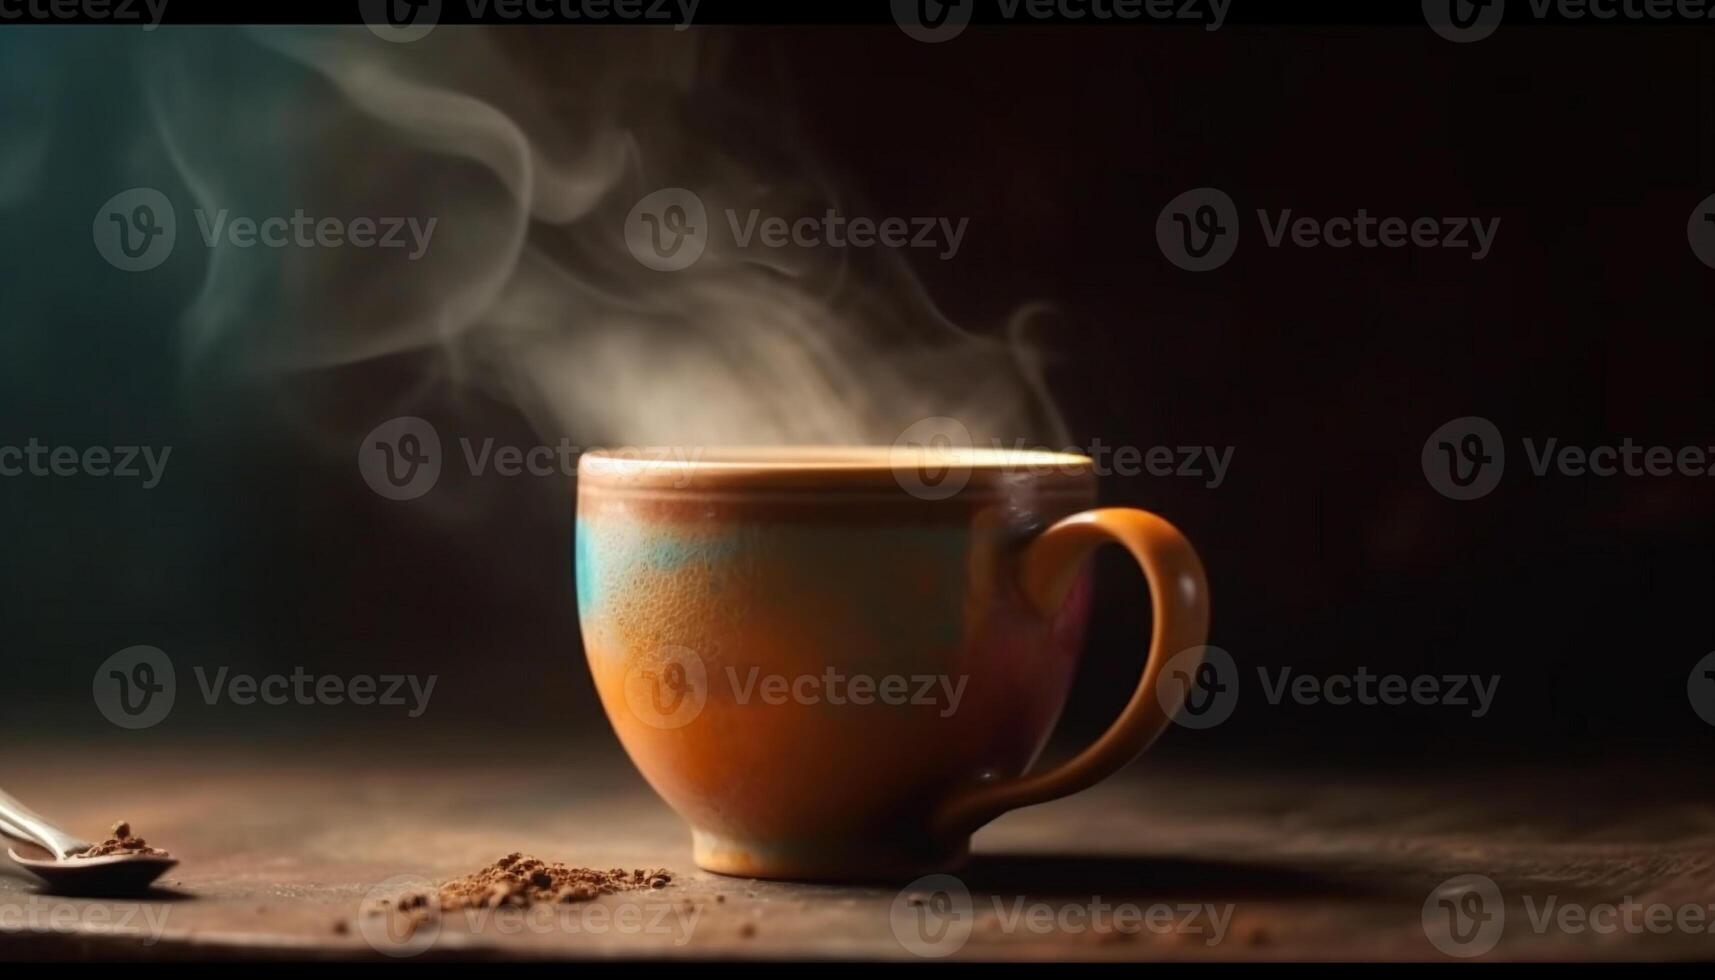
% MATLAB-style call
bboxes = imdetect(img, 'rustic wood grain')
[2,741,1711,960]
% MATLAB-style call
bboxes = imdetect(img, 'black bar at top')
[0,0,1712,28]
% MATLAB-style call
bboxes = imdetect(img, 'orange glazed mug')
[575,447,1210,880]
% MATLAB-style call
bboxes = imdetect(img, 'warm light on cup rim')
[577,446,1096,495]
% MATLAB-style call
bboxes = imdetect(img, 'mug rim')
[577,445,1096,496]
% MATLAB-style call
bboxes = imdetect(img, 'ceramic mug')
[575,447,1209,880]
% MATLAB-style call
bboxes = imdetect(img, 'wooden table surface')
[2,739,1712,961]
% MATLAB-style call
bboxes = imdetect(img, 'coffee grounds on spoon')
[72,821,172,859]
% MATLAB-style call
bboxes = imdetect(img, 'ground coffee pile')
[73,821,172,859]
[394,853,673,913]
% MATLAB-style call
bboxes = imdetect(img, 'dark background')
[3,21,1712,770]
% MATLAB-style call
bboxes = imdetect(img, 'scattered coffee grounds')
[381,854,673,914]
[72,820,172,859]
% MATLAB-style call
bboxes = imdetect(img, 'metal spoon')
[0,789,177,894]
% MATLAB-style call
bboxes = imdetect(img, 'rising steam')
[145,26,1066,449]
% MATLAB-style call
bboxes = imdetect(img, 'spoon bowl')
[8,848,178,895]
[2,789,180,896]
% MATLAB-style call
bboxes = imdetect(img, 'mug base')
[691,829,970,883]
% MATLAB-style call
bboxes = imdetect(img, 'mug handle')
[929,508,1210,841]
